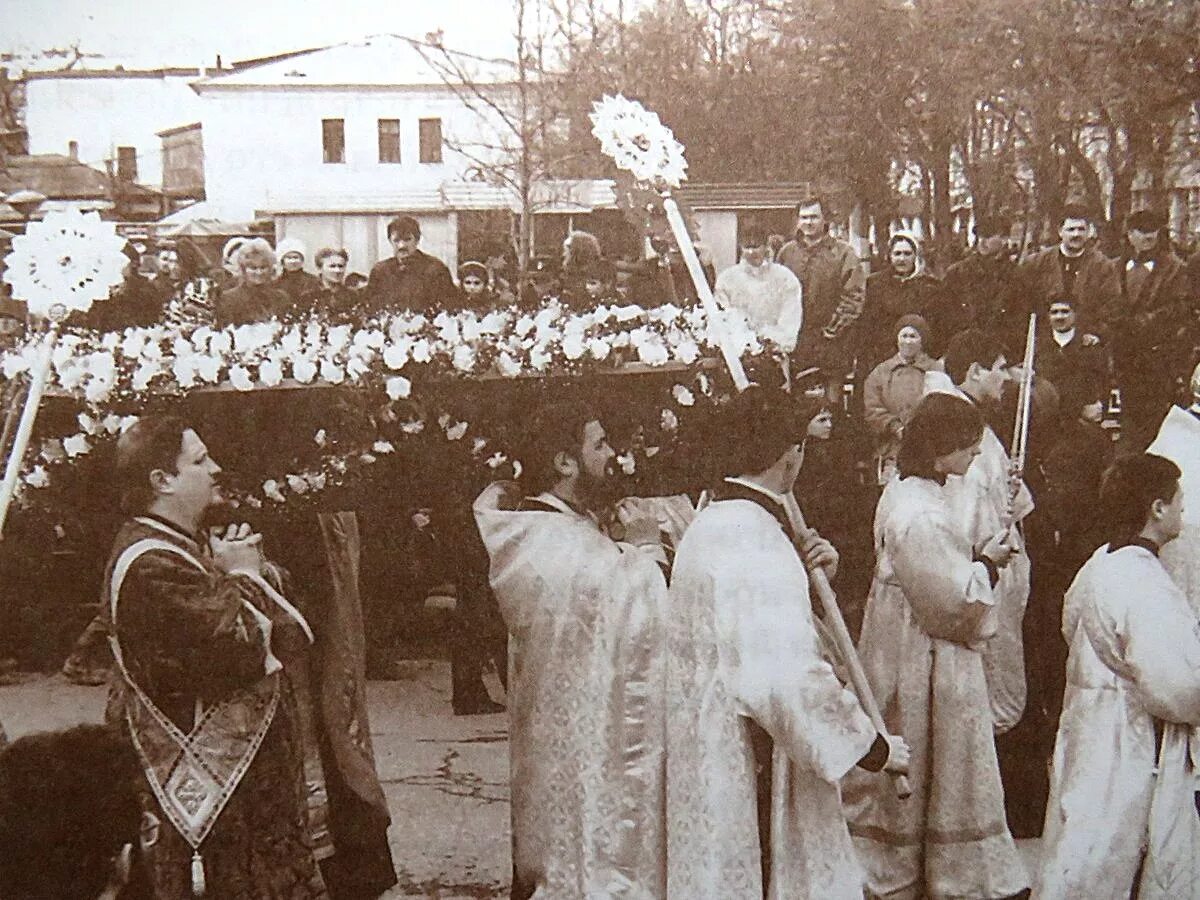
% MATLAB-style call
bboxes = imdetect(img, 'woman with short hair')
[294,247,357,320]
[217,239,289,325]
[845,392,1028,900]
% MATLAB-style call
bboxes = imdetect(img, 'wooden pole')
[0,323,59,538]
[783,491,912,799]
[660,195,750,391]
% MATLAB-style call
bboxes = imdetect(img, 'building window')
[418,118,443,164]
[116,146,138,182]
[322,119,345,164]
[378,119,401,163]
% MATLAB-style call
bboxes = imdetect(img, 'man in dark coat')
[1108,208,1193,448]
[1017,203,1120,338]
[942,214,1021,347]
[1034,294,1110,419]
[776,196,866,398]
[363,215,459,313]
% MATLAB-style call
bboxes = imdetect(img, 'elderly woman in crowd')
[217,239,290,326]
[858,232,950,369]
[295,247,358,320]
[863,314,943,484]
[275,237,321,304]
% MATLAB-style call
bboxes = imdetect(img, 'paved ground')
[0,662,511,899]
[0,665,1043,898]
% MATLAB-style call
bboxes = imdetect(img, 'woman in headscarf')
[863,314,943,484]
[858,232,948,371]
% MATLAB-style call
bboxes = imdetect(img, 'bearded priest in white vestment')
[474,400,669,900]
[1036,453,1200,899]
[925,330,1033,734]
[666,385,909,900]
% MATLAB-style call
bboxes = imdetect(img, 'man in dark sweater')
[364,215,458,313]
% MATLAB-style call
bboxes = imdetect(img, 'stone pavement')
[0,661,511,900]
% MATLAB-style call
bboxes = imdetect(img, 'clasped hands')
[209,522,266,576]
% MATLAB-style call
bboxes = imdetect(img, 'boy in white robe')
[474,400,669,900]
[666,385,909,900]
[1037,452,1200,899]
[926,329,1033,735]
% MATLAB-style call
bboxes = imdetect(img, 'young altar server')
[846,392,1029,900]
[1035,452,1200,899]
[474,399,669,900]
[665,384,909,900]
[927,329,1033,735]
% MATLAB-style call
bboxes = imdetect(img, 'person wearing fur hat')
[275,237,321,305]
[863,314,943,484]
[857,232,950,371]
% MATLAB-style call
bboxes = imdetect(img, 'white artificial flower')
[400,418,425,435]
[62,433,91,457]
[327,325,352,352]
[346,356,370,380]
[308,471,328,492]
[304,322,324,347]
[314,429,328,447]
[486,452,507,469]
[195,355,222,383]
[319,359,346,384]
[495,352,521,378]
[233,321,277,355]
[359,452,377,464]
[672,384,697,407]
[614,304,645,322]
[471,437,488,456]
[445,421,468,441]
[40,438,65,463]
[131,363,159,392]
[191,326,214,353]
[209,330,233,356]
[77,412,98,435]
[280,328,303,355]
[672,338,701,365]
[514,315,535,338]
[435,312,462,344]
[263,479,286,503]
[84,374,114,404]
[479,311,507,334]
[292,357,318,384]
[661,408,679,431]
[120,330,148,360]
[23,465,50,489]
[172,354,198,389]
[3,352,29,380]
[286,473,309,495]
[383,339,411,370]
[562,333,586,361]
[385,376,412,400]
[259,359,284,387]
[452,344,476,373]
[226,364,253,392]
[460,313,483,342]
[588,338,612,361]
[372,440,396,454]
[119,415,139,433]
[411,339,432,364]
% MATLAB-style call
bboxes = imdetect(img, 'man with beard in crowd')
[777,196,866,402]
[473,399,669,899]
[364,215,457,313]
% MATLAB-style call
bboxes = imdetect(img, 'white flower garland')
[3,209,127,318]
[590,94,688,189]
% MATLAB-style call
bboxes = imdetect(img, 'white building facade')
[193,35,612,274]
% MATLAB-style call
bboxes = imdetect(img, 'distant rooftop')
[0,154,163,199]
[193,34,517,91]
